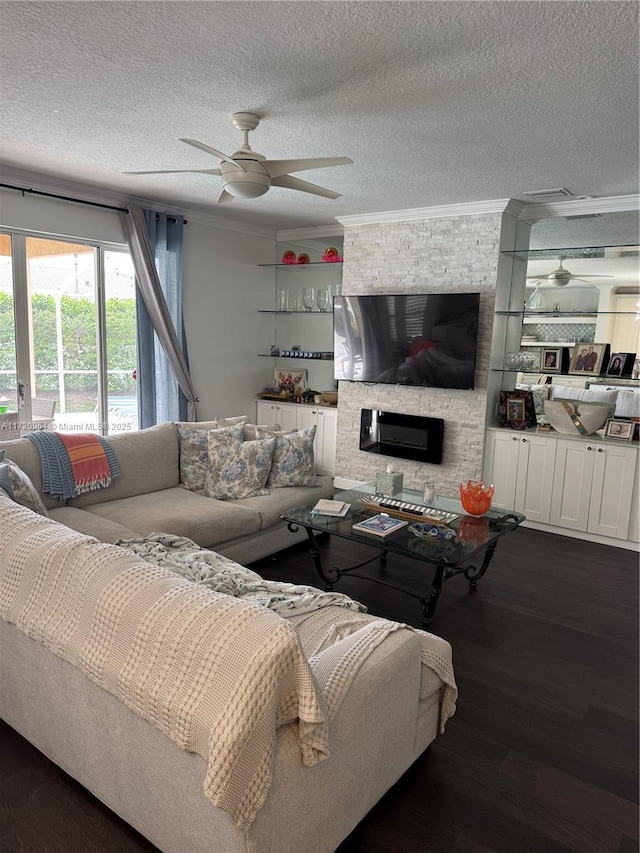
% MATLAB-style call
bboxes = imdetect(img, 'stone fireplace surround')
[333,211,509,498]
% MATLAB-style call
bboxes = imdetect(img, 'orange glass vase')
[458,480,494,516]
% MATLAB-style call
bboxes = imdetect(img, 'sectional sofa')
[0,420,458,853]
[0,420,335,563]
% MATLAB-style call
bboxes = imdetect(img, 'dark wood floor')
[1,526,638,853]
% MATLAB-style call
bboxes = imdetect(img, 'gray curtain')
[121,205,197,425]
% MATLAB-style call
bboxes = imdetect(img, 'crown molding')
[276,223,344,242]
[0,165,276,240]
[517,194,640,220]
[336,198,515,227]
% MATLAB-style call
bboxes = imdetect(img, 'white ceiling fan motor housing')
[220,154,271,199]
[547,267,572,286]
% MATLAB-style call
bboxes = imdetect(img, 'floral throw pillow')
[0,450,49,516]
[203,436,277,500]
[178,422,245,491]
[258,425,320,488]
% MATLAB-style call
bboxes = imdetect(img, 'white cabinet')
[550,439,637,539]
[255,400,298,432]
[255,400,337,476]
[484,429,555,523]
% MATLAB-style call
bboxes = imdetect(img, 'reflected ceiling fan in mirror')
[526,258,614,287]
[124,112,353,204]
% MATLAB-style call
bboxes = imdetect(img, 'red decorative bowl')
[297,253,311,264]
[281,251,297,264]
[459,481,494,516]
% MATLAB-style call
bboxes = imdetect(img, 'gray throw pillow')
[203,436,277,500]
[178,422,245,491]
[0,451,49,516]
[257,425,320,488]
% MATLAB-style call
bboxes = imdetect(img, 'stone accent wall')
[336,213,503,496]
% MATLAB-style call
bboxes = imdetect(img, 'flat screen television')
[333,293,480,389]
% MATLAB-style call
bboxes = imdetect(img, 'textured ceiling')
[0,1,638,233]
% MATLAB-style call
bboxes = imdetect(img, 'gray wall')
[336,213,505,497]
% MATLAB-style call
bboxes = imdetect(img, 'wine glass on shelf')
[316,288,329,312]
[302,287,315,312]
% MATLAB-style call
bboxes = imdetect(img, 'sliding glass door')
[0,231,137,435]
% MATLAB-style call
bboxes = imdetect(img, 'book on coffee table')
[312,499,351,517]
[352,513,408,538]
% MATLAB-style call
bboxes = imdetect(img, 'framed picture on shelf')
[605,352,636,378]
[604,419,634,441]
[540,347,562,373]
[568,343,609,376]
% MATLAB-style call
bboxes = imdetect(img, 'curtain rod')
[0,182,187,223]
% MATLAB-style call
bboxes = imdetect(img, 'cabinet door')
[549,439,595,532]
[588,444,638,539]
[484,430,520,510]
[315,408,337,476]
[256,401,279,426]
[514,434,556,523]
[275,403,298,432]
[296,407,320,470]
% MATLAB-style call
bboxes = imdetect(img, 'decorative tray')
[358,495,459,525]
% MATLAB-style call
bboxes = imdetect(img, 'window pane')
[0,234,18,413]
[26,237,98,428]
[105,250,138,433]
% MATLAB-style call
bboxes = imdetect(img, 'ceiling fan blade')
[124,168,221,175]
[271,174,342,199]
[217,188,234,204]
[263,157,353,179]
[180,138,245,172]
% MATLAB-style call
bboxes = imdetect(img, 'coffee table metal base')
[288,523,504,627]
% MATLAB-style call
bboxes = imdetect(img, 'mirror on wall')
[522,210,639,380]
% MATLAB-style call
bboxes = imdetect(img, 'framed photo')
[605,352,636,378]
[568,343,609,376]
[540,347,562,373]
[506,397,525,422]
[499,390,537,429]
[604,419,634,441]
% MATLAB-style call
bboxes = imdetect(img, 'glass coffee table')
[281,484,524,626]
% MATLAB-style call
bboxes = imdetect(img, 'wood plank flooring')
[1,526,638,853]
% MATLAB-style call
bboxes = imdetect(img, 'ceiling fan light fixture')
[547,267,572,286]
[223,177,271,199]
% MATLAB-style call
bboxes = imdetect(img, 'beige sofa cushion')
[69,423,179,507]
[48,506,139,543]
[230,477,334,529]
[82,487,261,548]
[0,437,63,510]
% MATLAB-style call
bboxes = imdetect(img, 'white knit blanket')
[115,532,367,618]
[0,501,457,831]
[117,532,458,728]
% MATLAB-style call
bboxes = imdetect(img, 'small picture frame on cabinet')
[604,419,634,441]
[499,390,537,429]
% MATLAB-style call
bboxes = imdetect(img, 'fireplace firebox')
[359,409,444,464]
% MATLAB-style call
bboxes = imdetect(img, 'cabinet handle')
[521,438,527,443]
[587,446,592,451]
[597,447,603,453]
[512,436,518,441]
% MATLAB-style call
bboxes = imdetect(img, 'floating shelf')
[501,245,639,263]
[258,261,343,268]
[258,352,334,360]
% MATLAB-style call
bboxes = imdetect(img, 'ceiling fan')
[526,258,614,287]
[124,112,353,204]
